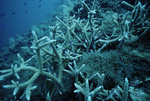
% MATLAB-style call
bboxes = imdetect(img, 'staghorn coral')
[0,31,62,100]
[0,0,150,100]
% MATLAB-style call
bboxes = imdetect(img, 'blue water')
[0,0,60,49]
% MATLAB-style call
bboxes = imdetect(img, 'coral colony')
[0,0,150,101]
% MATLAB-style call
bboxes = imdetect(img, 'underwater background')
[0,0,60,48]
[0,0,150,101]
